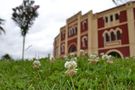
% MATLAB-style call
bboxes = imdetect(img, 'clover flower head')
[33,59,41,69]
[64,60,78,77]
[107,55,112,60]
[64,60,77,69]
[102,54,109,60]
[89,54,98,60]
[88,57,99,64]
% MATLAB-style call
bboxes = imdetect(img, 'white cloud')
[0,0,115,59]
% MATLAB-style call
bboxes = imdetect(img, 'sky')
[0,0,115,59]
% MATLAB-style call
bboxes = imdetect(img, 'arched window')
[111,31,116,41]
[105,33,110,42]
[71,28,73,36]
[74,27,77,35]
[68,30,70,37]
[61,44,65,54]
[68,44,77,53]
[116,30,121,40]
[81,36,88,48]
[83,21,87,30]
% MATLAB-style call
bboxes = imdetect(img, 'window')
[111,32,116,41]
[105,33,110,42]
[105,17,108,23]
[71,28,74,35]
[81,36,88,48]
[68,28,73,37]
[61,44,65,54]
[61,32,65,40]
[115,13,119,20]
[74,27,77,35]
[68,27,77,37]
[82,20,88,31]
[110,15,113,21]
[116,31,121,40]
[83,20,87,30]
[103,28,122,46]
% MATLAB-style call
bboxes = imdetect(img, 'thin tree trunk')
[22,36,26,60]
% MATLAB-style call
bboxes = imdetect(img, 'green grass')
[0,57,135,90]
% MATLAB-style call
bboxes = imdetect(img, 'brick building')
[53,1,135,58]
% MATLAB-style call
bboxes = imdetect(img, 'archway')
[108,52,121,58]
[68,44,77,53]
[106,49,123,58]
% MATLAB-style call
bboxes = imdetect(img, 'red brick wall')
[98,30,104,48]
[98,46,130,57]
[97,17,104,28]
[119,10,127,23]
[68,38,77,46]
[61,31,65,41]
[119,24,129,44]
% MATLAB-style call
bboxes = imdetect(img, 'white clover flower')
[88,54,99,63]
[33,59,41,69]
[64,61,77,77]
[101,54,114,64]
[64,61,70,69]
[107,55,112,60]
[101,54,112,60]
[101,54,108,60]
[64,60,77,69]
[89,54,97,59]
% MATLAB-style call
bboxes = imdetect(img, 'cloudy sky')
[0,0,115,59]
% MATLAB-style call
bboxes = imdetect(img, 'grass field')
[0,56,135,90]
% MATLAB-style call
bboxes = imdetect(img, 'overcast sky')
[0,0,115,59]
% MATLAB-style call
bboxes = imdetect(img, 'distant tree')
[112,0,132,5]
[1,54,12,60]
[12,0,39,60]
[0,18,5,34]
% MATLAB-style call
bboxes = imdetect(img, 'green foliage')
[12,0,39,36]
[0,57,135,90]
[1,53,13,60]
[0,18,5,34]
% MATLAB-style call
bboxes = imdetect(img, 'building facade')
[53,1,135,58]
